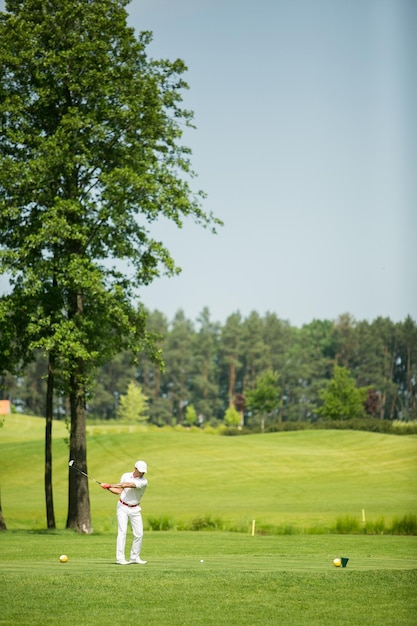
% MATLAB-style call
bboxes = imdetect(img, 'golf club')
[69,460,102,485]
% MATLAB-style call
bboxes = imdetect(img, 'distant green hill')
[1,414,416,532]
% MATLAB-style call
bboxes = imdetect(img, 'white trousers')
[116,501,144,562]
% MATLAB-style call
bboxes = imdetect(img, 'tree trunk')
[45,353,56,528]
[0,488,6,531]
[228,361,236,402]
[66,362,92,533]
[406,345,414,419]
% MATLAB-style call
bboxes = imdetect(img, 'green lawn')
[1,415,416,624]
[1,414,416,532]
[0,531,416,625]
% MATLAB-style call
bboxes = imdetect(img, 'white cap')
[135,460,147,473]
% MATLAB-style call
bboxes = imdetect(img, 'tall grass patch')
[391,514,417,535]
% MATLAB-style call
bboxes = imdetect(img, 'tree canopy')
[0,0,220,531]
[117,381,148,423]
[3,312,416,429]
[245,369,280,431]
[317,365,369,421]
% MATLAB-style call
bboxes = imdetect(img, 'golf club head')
[68,460,101,485]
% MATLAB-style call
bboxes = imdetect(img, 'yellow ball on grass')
[333,558,341,567]
[59,554,68,563]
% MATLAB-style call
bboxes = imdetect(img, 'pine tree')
[117,381,148,423]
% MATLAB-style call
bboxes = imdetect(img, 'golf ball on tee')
[333,558,341,567]
[59,554,68,563]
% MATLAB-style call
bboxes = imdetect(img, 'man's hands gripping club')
[101,482,123,495]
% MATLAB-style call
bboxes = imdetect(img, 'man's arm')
[101,483,123,494]
[101,480,139,491]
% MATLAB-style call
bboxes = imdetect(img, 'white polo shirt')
[119,472,148,507]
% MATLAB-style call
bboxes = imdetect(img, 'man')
[101,460,148,565]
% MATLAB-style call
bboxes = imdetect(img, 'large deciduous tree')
[0,0,220,532]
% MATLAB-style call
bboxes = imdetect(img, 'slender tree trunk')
[154,368,160,398]
[66,361,92,533]
[0,488,6,531]
[380,345,392,419]
[379,390,386,420]
[389,394,397,421]
[228,361,236,402]
[278,374,285,424]
[406,345,413,418]
[45,353,56,528]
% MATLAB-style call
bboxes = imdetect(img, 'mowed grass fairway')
[0,532,416,625]
[1,414,417,624]
[1,414,416,531]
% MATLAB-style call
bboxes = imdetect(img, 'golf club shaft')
[69,461,102,485]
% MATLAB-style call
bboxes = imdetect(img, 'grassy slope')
[0,414,416,531]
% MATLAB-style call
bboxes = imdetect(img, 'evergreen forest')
[2,309,416,429]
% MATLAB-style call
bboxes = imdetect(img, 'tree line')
[3,309,416,426]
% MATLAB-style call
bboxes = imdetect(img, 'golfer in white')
[101,460,148,565]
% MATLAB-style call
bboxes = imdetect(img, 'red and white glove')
[101,483,111,489]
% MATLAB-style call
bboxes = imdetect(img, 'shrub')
[144,514,417,535]
[364,517,387,534]
[147,516,175,531]
[391,421,417,435]
[221,427,242,436]
[221,419,417,436]
[390,514,417,535]
[256,523,300,536]
[333,515,361,534]
[179,515,223,531]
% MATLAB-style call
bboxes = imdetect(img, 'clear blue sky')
[129,0,416,326]
[1,0,415,327]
